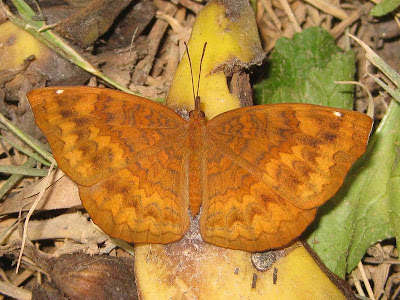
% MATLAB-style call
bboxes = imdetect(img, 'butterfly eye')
[189,109,206,119]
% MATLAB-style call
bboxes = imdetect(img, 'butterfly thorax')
[187,102,206,216]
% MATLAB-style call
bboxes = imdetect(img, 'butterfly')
[27,86,372,252]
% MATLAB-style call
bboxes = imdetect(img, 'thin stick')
[16,163,55,273]
[357,261,376,300]
[260,0,282,33]
[352,270,366,297]
[0,281,31,300]
[330,3,373,39]
[278,0,301,32]
[334,80,375,118]
[128,26,138,58]
[304,0,348,20]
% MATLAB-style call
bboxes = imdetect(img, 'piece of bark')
[55,0,134,48]
[106,0,157,49]
[130,1,177,85]
[230,72,253,107]
[32,253,138,300]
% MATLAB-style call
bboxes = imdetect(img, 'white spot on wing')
[56,89,64,94]
[333,111,343,117]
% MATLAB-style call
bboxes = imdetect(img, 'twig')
[334,80,375,118]
[330,2,373,39]
[131,1,177,85]
[352,270,366,297]
[12,269,34,287]
[0,157,37,200]
[0,281,31,300]
[16,163,55,273]
[358,261,376,300]
[304,0,348,20]
[260,0,282,33]
[177,0,203,14]
[278,0,301,32]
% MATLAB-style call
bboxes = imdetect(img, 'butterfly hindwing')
[200,142,317,252]
[200,103,372,251]
[79,141,190,244]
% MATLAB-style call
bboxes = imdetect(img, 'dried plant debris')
[0,0,399,299]
[33,253,137,300]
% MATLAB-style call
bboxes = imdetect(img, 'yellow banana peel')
[165,0,264,120]
[135,240,347,300]
[0,20,88,86]
[0,21,48,70]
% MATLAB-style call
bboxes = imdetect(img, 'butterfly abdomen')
[187,113,207,216]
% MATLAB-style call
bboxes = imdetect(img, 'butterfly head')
[189,96,206,119]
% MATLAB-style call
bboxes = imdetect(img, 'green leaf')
[254,27,355,109]
[307,100,400,277]
[370,0,400,17]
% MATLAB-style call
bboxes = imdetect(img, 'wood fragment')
[12,269,34,287]
[306,4,323,27]
[304,0,348,20]
[131,1,178,85]
[260,0,282,33]
[351,270,366,297]
[177,0,203,14]
[55,0,133,48]
[251,273,258,289]
[330,2,373,39]
[0,281,31,300]
[273,267,278,284]
[357,261,376,300]
[278,0,301,32]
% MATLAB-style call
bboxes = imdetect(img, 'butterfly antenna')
[184,42,196,105]
[196,42,207,99]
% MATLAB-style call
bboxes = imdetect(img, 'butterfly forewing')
[27,87,190,244]
[27,87,187,186]
[200,103,372,251]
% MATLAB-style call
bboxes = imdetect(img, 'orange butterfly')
[27,87,372,252]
